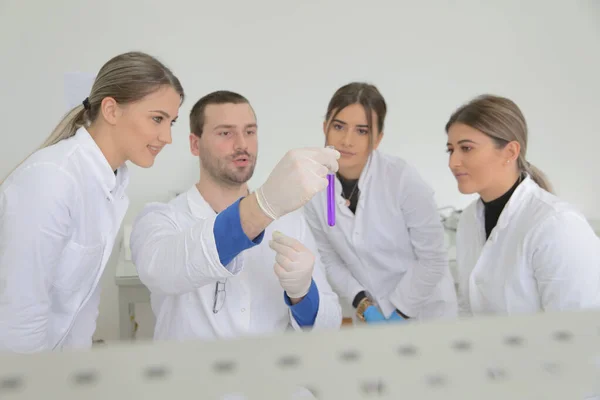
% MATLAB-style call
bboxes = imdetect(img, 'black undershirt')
[337,173,360,214]
[481,175,523,238]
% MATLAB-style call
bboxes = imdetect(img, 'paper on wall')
[64,72,96,111]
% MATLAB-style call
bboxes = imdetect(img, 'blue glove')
[387,311,405,323]
[362,305,387,324]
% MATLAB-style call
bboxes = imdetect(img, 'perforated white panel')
[1,310,599,399]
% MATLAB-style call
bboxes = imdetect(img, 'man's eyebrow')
[213,124,236,130]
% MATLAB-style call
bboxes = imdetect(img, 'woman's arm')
[0,165,76,353]
[530,211,600,311]
[388,166,450,317]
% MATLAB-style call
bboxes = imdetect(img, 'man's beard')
[201,151,256,186]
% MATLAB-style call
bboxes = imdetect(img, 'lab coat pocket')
[52,241,104,292]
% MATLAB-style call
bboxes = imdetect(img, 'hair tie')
[82,97,91,110]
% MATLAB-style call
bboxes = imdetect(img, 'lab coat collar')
[186,185,216,218]
[475,174,536,234]
[73,127,129,199]
[333,150,378,209]
[357,149,379,192]
[186,182,254,218]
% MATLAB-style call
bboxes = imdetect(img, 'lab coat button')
[241,308,245,312]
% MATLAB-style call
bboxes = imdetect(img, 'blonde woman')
[446,94,600,316]
[0,51,184,352]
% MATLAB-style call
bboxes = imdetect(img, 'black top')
[481,175,523,238]
[337,173,360,214]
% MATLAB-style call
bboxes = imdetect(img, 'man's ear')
[189,133,201,156]
[99,97,121,126]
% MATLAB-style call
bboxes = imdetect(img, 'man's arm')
[239,193,273,240]
[270,219,342,331]
[131,197,266,296]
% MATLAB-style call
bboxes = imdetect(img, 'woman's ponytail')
[523,161,553,194]
[39,103,87,149]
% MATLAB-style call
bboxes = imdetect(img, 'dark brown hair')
[446,94,552,193]
[189,90,249,137]
[325,82,387,150]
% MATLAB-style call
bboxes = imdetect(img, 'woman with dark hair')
[304,82,458,324]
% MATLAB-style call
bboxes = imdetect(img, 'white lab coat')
[304,150,457,320]
[456,175,600,316]
[0,128,129,352]
[129,185,342,342]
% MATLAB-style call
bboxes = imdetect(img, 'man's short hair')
[189,90,249,137]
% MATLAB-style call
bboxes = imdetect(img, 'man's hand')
[269,231,315,300]
[255,147,340,220]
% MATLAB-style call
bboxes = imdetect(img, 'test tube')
[326,145,336,226]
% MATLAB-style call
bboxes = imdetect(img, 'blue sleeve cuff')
[213,197,265,269]
[284,279,320,327]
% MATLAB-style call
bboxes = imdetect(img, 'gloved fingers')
[306,162,330,179]
[363,306,387,323]
[271,231,308,253]
[274,266,310,283]
[269,238,299,261]
[309,147,340,173]
[387,312,405,322]
[273,262,287,278]
[275,253,299,271]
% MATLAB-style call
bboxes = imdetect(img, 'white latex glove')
[269,231,315,299]
[256,147,340,220]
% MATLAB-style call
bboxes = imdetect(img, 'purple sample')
[327,173,335,226]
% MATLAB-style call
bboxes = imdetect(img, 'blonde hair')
[3,51,184,183]
[445,94,552,193]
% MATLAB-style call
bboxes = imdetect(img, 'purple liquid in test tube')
[326,146,336,226]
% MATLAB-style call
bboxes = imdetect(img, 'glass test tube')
[326,145,336,226]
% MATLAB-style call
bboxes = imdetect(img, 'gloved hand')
[387,311,405,323]
[269,231,315,299]
[256,147,340,220]
[363,305,387,324]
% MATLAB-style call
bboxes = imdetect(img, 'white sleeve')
[530,211,600,311]
[0,164,76,353]
[288,213,342,331]
[454,213,473,317]
[303,200,365,306]
[130,203,244,296]
[388,167,452,317]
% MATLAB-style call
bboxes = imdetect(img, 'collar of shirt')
[74,127,129,200]
[186,185,216,218]
[186,184,253,218]
[333,149,379,210]
[475,173,534,236]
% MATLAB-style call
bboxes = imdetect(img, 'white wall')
[1,0,599,342]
